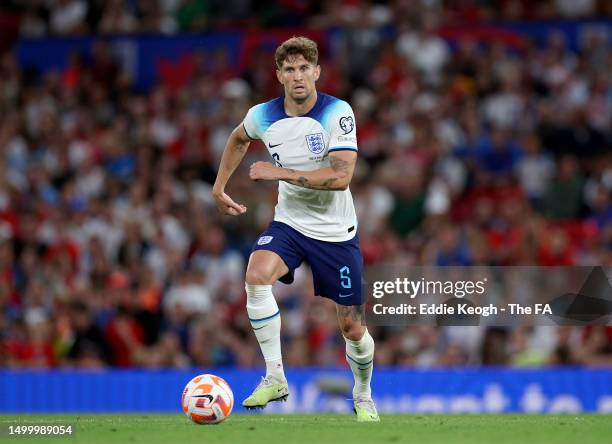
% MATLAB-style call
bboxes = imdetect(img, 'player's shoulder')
[318,93,352,112]
[313,93,354,130]
[254,96,284,109]
[248,96,284,117]
[245,96,287,131]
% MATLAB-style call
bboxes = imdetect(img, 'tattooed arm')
[249,150,357,191]
[212,124,251,215]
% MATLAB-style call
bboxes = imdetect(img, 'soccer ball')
[181,374,234,424]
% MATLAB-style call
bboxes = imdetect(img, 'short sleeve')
[242,105,261,140]
[328,101,358,152]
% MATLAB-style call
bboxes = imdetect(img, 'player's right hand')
[212,191,247,216]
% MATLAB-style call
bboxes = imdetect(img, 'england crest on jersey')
[305,133,325,154]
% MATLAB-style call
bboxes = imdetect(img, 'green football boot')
[353,397,380,422]
[242,376,289,409]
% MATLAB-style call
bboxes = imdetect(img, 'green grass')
[1,414,610,444]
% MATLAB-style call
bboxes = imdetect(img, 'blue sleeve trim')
[242,123,257,140]
[329,147,358,152]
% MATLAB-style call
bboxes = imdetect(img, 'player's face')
[276,54,320,103]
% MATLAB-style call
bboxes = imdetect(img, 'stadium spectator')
[0,1,610,369]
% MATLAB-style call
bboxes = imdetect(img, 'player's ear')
[276,68,283,85]
[314,65,321,81]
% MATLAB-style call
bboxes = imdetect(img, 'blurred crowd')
[0,0,611,37]
[0,1,611,369]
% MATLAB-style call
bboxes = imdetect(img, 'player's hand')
[249,161,281,181]
[212,191,247,216]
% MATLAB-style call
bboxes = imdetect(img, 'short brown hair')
[275,36,318,69]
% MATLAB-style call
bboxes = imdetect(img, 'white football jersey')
[243,93,358,242]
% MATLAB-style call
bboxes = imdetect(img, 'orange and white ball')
[181,374,234,424]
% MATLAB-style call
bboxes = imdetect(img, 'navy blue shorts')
[251,221,364,306]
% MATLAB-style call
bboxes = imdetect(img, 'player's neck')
[284,91,318,117]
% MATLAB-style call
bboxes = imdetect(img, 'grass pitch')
[1,414,610,444]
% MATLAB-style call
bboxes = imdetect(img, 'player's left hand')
[250,161,281,181]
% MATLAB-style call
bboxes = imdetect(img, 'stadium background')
[0,0,611,414]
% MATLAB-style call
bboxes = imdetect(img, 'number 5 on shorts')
[340,266,351,289]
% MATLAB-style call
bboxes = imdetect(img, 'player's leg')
[243,250,289,408]
[305,233,379,421]
[336,304,379,422]
[243,222,304,409]
[245,250,288,383]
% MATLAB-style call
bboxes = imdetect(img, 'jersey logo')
[257,236,274,245]
[339,116,354,134]
[305,133,325,154]
[268,142,282,148]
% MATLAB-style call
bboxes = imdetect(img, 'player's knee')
[340,319,365,341]
[245,266,275,285]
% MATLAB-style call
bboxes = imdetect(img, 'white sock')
[344,328,374,399]
[246,283,285,381]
